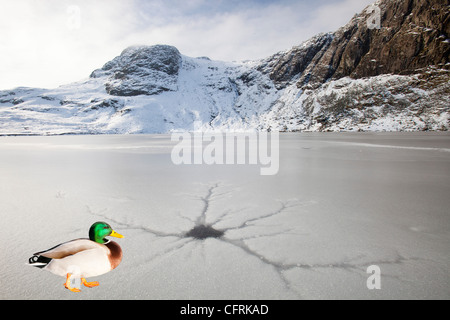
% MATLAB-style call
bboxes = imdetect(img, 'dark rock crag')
[262,0,449,89]
[90,45,182,96]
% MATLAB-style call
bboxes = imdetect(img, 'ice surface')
[0,133,449,299]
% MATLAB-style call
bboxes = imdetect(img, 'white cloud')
[123,0,375,61]
[0,0,375,90]
[0,0,135,89]
[309,0,375,31]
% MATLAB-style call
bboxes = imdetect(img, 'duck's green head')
[89,221,124,244]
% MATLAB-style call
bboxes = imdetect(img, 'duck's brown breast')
[105,241,123,270]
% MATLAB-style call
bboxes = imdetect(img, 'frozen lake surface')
[0,133,449,299]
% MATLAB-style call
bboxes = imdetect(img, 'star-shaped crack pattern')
[86,182,421,298]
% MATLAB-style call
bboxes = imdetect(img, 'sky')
[0,0,375,90]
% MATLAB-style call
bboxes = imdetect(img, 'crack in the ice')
[142,238,196,266]
[210,207,250,227]
[84,184,312,297]
[179,184,313,296]
[194,183,219,226]
[223,199,306,232]
[237,228,305,241]
[85,205,181,238]
[85,183,422,298]
[221,236,299,293]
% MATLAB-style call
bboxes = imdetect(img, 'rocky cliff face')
[0,0,448,135]
[90,45,182,96]
[263,0,449,89]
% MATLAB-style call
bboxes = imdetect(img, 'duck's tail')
[28,255,52,268]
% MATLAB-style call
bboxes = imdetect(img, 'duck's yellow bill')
[110,230,124,238]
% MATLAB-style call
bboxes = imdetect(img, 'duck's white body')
[31,238,123,278]
[29,222,124,292]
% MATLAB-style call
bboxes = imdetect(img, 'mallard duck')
[28,221,124,292]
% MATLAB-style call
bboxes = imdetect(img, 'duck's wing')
[33,238,103,259]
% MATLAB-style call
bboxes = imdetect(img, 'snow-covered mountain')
[0,0,448,135]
